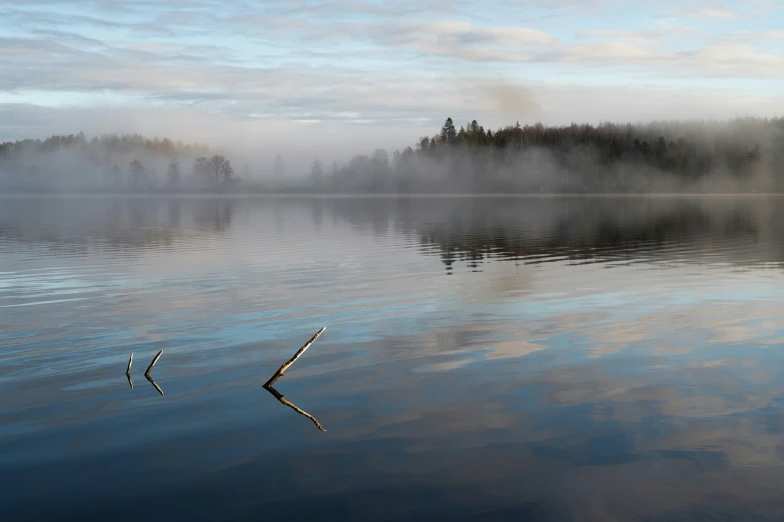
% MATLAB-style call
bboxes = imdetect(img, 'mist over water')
[3,117,784,194]
[4,195,784,521]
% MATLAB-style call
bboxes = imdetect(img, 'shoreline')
[1,192,784,199]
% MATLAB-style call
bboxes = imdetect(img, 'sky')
[2,0,784,163]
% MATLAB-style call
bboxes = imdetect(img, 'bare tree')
[207,155,233,186]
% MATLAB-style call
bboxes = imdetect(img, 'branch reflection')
[146,374,164,396]
[263,384,325,432]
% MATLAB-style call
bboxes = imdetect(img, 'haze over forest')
[1,117,783,194]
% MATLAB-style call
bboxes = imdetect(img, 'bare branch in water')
[127,373,134,390]
[126,353,133,377]
[264,327,325,387]
[145,350,163,379]
[263,384,325,431]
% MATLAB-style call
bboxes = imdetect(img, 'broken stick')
[126,353,133,377]
[145,350,163,378]
[263,327,325,388]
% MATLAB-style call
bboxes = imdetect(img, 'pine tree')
[440,117,457,145]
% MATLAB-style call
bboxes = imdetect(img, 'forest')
[319,117,784,194]
[0,133,238,192]
[2,117,784,193]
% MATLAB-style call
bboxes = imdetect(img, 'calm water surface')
[3,196,784,521]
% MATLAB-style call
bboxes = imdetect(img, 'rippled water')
[3,195,784,521]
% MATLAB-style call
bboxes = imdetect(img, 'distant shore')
[2,191,784,198]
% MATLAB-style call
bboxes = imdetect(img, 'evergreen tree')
[440,117,457,145]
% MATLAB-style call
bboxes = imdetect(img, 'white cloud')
[659,7,741,20]
[0,0,782,153]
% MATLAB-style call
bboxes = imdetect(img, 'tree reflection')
[0,197,235,250]
[329,196,782,270]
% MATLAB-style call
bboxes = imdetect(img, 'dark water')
[3,195,784,521]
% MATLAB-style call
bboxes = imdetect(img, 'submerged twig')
[146,374,164,396]
[263,384,325,431]
[145,350,163,378]
[263,327,325,387]
[127,373,134,390]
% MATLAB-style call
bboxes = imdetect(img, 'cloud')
[0,0,783,152]
[658,7,742,20]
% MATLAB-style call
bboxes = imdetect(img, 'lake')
[3,195,784,521]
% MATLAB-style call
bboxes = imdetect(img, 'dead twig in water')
[125,353,134,389]
[145,350,163,379]
[263,384,325,431]
[263,327,325,388]
[146,374,164,396]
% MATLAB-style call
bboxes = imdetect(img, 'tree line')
[119,156,236,190]
[0,132,238,192]
[4,117,784,193]
[0,132,210,158]
[316,117,784,193]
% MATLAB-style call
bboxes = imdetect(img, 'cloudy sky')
[2,0,784,160]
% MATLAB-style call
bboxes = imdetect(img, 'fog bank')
[2,117,783,194]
